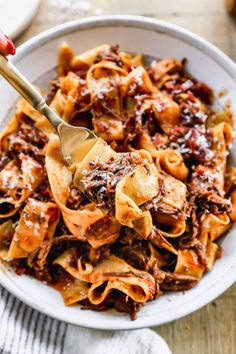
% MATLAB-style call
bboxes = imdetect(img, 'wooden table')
[15,1,236,353]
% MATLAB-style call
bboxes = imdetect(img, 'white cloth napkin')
[0,286,172,354]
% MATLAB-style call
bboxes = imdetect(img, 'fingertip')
[4,35,16,55]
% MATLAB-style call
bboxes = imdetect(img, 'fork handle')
[0,54,63,130]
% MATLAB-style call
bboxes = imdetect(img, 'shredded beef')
[80,290,143,320]
[7,123,48,164]
[81,153,145,210]
[150,202,184,220]
[31,178,53,202]
[87,216,117,242]
[169,125,213,165]
[66,188,89,210]
[164,71,213,105]
[0,151,12,169]
[9,136,43,161]
[88,244,110,264]
[116,242,150,271]
[179,101,208,126]
[45,80,60,105]
[94,45,124,67]
[194,240,208,266]
[16,123,48,148]
[91,88,123,121]
[160,271,198,291]
[188,166,232,214]
[27,235,79,270]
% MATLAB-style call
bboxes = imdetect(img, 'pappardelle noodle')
[0,44,235,319]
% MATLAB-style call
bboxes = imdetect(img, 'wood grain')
[225,0,236,13]
[15,1,236,353]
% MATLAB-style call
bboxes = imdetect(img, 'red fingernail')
[4,35,16,55]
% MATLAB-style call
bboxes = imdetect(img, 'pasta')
[0,44,235,320]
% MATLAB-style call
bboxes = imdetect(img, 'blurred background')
[0,1,236,354]
[0,0,235,59]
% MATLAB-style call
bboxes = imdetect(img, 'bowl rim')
[1,14,236,330]
[12,14,236,80]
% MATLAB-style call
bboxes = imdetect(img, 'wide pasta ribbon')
[87,60,127,141]
[6,198,59,259]
[45,134,115,247]
[0,153,44,218]
[174,241,220,279]
[54,249,156,305]
[71,44,111,71]
[151,173,187,239]
[174,249,205,279]
[0,220,15,259]
[155,149,188,181]
[0,114,19,152]
[199,213,230,244]
[135,92,181,134]
[74,138,159,238]
[115,163,158,237]
[174,212,231,279]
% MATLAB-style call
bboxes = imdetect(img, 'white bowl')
[0,15,236,330]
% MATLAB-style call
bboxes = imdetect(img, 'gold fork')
[0,54,97,164]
